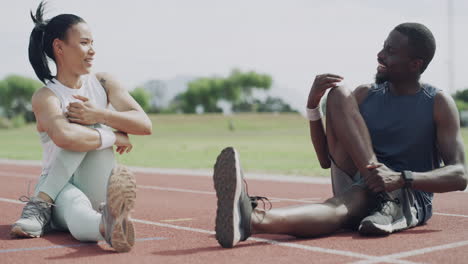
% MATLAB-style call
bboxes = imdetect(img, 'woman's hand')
[66,95,103,125]
[307,73,344,108]
[114,131,133,155]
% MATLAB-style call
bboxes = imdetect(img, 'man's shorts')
[330,159,433,226]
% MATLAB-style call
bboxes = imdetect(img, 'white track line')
[0,197,22,204]
[138,184,321,204]
[349,240,468,264]
[433,212,468,218]
[0,172,36,179]
[0,197,418,264]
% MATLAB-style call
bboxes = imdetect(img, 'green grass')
[1,113,467,177]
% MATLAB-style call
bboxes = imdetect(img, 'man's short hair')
[394,23,436,73]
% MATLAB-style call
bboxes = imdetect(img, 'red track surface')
[0,161,467,264]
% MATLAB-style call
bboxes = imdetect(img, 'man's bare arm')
[411,92,467,192]
[307,74,344,169]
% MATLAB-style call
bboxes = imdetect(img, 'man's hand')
[307,73,344,108]
[114,131,133,155]
[365,163,405,193]
[66,95,103,125]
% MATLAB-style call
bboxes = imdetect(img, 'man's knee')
[326,86,354,109]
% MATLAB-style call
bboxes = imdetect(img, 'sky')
[1,0,467,111]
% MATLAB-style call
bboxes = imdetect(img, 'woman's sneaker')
[213,147,265,248]
[10,196,53,238]
[101,165,136,252]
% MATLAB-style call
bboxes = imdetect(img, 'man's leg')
[326,87,414,236]
[213,86,381,247]
[214,147,372,248]
[325,86,376,179]
[251,186,371,237]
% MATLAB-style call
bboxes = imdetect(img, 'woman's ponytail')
[28,1,53,84]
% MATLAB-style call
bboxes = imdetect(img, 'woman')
[10,1,152,253]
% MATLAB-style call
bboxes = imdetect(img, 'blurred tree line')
[0,75,42,128]
[453,89,468,127]
[132,69,296,114]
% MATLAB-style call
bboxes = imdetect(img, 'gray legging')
[34,141,116,241]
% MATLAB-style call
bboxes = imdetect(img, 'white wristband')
[95,128,116,150]
[306,106,322,121]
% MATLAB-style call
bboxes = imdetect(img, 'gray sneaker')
[358,192,408,236]
[10,196,53,238]
[101,165,136,252]
[213,147,268,248]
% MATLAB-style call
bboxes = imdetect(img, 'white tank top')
[40,74,109,174]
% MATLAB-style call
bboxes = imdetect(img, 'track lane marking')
[160,218,194,222]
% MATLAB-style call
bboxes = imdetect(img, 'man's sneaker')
[10,196,53,238]
[358,192,407,236]
[213,147,267,248]
[101,165,136,252]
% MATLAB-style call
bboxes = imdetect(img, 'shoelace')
[243,178,272,211]
[374,193,400,215]
[250,196,272,211]
[18,196,54,223]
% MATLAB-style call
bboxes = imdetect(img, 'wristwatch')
[401,170,414,188]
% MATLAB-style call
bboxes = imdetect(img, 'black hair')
[394,22,436,74]
[29,1,85,84]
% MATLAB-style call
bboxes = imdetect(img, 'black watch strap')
[402,170,414,188]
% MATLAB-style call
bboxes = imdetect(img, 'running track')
[0,159,467,264]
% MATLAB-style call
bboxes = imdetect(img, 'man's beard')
[375,72,388,84]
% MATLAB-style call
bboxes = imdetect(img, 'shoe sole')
[359,217,407,236]
[10,225,41,238]
[106,165,136,252]
[213,147,242,248]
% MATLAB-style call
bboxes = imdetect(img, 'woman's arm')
[33,87,132,152]
[66,73,152,135]
[96,72,152,135]
[33,87,101,151]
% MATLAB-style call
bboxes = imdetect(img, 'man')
[213,22,467,248]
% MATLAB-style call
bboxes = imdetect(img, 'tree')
[257,96,296,113]
[173,69,273,113]
[453,88,468,126]
[130,87,151,112]
[0,75,42,122]
[454,89,468,111]
[232,96,296,113]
